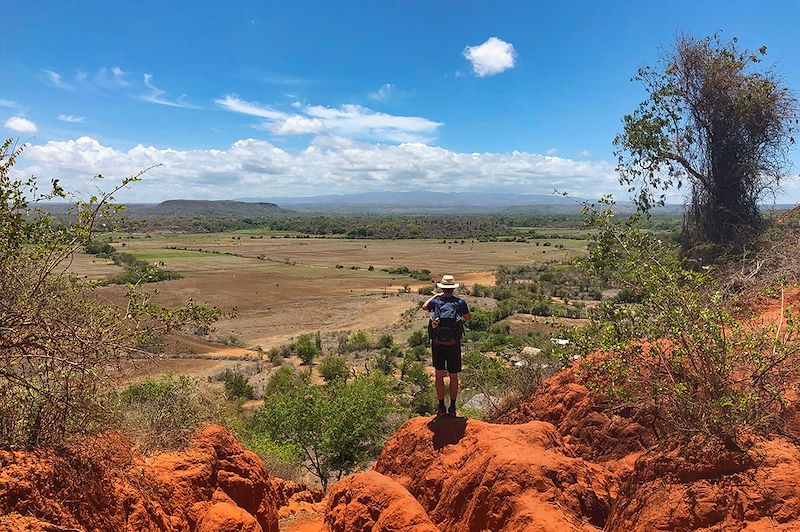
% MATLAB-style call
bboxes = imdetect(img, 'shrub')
[223,369,255,401]
[319,355,350,384]
[573,202,800,445]
[115,374,227,452]
[375,347,399,375]
[461,351,513,411]
[407,328,429,348]
[268,348,283,366]
[377,334,395,349]
[342,330,372,352]
[264,366,308,397]
[293,334,320,366]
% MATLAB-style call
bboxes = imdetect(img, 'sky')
[2,0,800,203]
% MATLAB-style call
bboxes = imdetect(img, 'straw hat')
[436,274,459,289]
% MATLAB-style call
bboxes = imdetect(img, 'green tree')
[614,34,797,250]
[293,334,319,366]
[318,355,350,384]
[0,140,219,448]
[253,374,392,491]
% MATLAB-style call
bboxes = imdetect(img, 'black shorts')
[431,342,462,374]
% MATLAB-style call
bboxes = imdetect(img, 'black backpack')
[428,298,464,345]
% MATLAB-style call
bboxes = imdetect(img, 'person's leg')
[449,373,459,404]
[435,370,447,401]
[432,344,447,415]
[447,344,461,416]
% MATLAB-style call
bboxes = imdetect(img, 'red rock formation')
[326,471,438,531]
[0,424,280,532]
[272,478,325,519]
[605,437,800,531]
[373,416,618,531]
[494,364,656,466]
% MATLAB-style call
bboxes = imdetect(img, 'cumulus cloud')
[58,114,85,123]
[4,116,37,134]
[463,37,517,77]
[271,115,325,135]
[142,74,197,108]
[216,95,441,142]
[12,136,620,202]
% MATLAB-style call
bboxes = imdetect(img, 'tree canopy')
[614,34,797,251]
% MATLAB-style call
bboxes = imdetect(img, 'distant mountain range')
[238,191,584,207]
[38,195,794,218]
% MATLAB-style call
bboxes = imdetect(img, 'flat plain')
[75,231,589,378]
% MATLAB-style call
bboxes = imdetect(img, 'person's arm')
[422,293,440,311]
[461,299,472,321]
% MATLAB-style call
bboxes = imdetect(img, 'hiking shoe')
[448,403,457,417]
[436,404,447,417]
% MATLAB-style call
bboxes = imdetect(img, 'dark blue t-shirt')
[427,296,469,317]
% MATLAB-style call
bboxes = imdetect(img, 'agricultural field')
[73,230,590,379]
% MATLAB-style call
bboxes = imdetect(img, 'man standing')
[422,274,471,417]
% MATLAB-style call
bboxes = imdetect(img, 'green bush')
[341,330,372,352]
[264,366,308,397]
[407,328,429,348]
[223,369,255,401]
[319,355,350,383]
[252,374,393,491]
[292,334,320,366]
[115,374,227,452]
[377,334,395,349]
[573,202,800,445]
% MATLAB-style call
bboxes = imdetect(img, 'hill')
[140,199,286,218]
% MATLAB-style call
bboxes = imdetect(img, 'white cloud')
[58,114,85,123]
[95,66,129,88]
[546,148,558,155]
[4,116,37,134]
[44,69,72,90]
[142,74,197,108]
[0,99,18,108]
[578,149,591,157]
[369,83,396,102]
[463,37,517,77]
[216,95,441,142]
[12,136,621,202]
[215,95,286,120]
[271,115,325,135]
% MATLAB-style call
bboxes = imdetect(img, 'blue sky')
[2,1,799,202]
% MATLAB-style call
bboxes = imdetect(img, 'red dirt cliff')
[0,424,284,532]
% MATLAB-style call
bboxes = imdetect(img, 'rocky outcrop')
[272,478,325,519]
[0,424,280,532]
[372,416,619,531]
[325,471,438,531]
[494,365,656,466]
[604,437,800,531]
